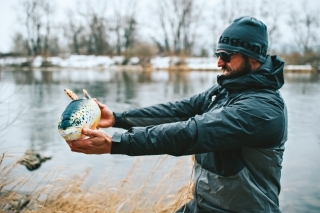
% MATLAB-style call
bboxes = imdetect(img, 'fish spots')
[58,97,101,140]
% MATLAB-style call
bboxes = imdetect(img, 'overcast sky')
[0,0,18,52]
[0,0,76,52]
[0,0,319,54]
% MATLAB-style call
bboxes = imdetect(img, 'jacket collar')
[217,55,285,92]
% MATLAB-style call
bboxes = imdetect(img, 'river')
[0,68,319,212]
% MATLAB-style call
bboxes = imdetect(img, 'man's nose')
[217,57,226,67]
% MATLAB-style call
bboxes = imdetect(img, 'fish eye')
[73,118,81,126]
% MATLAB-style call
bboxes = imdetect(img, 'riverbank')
[0,55,317,72]
[0,154,193,212]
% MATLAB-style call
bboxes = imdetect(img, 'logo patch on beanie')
[219,36,267,57]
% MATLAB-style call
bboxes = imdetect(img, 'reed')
[0,153,193,212]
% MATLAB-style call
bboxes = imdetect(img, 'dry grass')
[0,153,194,213]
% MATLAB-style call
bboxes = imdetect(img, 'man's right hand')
[94,99,115,128]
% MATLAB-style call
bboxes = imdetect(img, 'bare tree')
[258,0,287,54]
[63,10,85,54]
[123,3,138,51]
[287,0,320,68]
[11,33,29,55]
[90,14,109,55]
[287,0,320,54]
[153,1,170,53]
[77,0,110,55]
[42,1,55,58]
[22,0,44,56]
[112,4,123,55]
[15,0,57,57]
[110,0,138,55]
[152,0,204,56]
[179,0,203,55]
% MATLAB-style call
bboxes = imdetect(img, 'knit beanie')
[217,16,268,63]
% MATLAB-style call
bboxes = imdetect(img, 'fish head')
[58,113,83,140]
[58,99,100,141]
[58,123,83,141]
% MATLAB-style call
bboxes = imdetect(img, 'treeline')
[7,0,320,68]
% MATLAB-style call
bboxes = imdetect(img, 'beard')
[221,55,252,78]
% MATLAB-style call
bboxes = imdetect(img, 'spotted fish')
[58,89,101,141]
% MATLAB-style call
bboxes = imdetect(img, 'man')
[67,16,287,213]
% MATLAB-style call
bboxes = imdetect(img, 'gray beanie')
[217,16,268,63]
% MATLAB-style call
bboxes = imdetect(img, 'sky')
[0,0,319,54]
[0,0,169,53]
[0,0,77,53]
[0,0,17,52]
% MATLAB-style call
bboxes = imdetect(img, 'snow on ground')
[284,64,313,71]
[186,57,219,70]
[0,55,219,70]
[0,55,315,71]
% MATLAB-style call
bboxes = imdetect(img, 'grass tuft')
[0,154,193,212]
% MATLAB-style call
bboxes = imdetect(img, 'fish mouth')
[59,127,82,141]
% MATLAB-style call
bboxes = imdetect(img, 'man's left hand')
[66,128,112,154]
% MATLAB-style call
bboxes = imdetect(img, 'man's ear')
[250,58,262,71]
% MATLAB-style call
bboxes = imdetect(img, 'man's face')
[216,51,252,78]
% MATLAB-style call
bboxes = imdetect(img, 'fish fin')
[90,120,99,130]
[64,89,79,100]
[83,89,91,99]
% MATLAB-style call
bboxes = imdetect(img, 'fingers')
[66,140,73,147]
[65,129,112,154]
[66,133,93,148]
[94,98,106,109]
[66,138,91,153]
[82,128,99,137]
[72,138,89,146]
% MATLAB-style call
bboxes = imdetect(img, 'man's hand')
[66,128,112,154]
[94,99,115,128]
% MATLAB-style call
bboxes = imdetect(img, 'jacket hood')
[217,55,285,91]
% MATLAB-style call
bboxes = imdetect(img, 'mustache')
[221,65,230,71]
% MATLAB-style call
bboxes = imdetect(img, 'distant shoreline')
[0,55,317,73]
[0,65,317,73]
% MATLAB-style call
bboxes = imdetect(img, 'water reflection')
[285,72,320,83]
[0,69,320,212]
[0,69,220,158]
[6,69,218,100]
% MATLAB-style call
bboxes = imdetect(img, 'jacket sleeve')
[112,86,218,129]
[111,92,286,156]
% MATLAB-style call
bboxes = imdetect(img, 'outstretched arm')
[113,86,217,129]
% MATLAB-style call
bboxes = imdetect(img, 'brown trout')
[58,89,101,140]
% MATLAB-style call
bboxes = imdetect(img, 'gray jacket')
[111,55,287,213]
